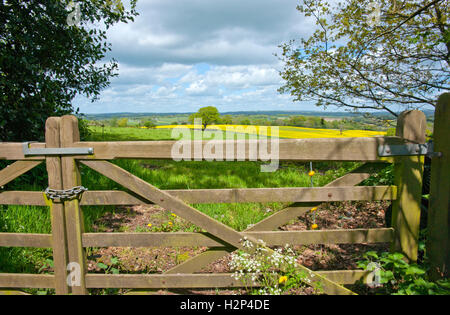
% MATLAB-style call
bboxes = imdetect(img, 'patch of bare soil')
[87,205,206,274]
[88,200,391,295]
[282,200,390,271]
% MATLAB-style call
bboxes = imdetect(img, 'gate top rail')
[1,136,407,161]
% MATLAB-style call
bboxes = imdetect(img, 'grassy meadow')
[0,123,386,293]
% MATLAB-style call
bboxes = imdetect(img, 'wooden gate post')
[391,110,426,262]
[60,115,88,294]
[45,117,70,294]
[427,93,450,279]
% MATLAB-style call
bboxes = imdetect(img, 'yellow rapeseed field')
[155,124,386,139]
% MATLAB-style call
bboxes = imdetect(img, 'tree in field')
[220,114,233,125]
[117,117,128,127]
[144,120,156,128]
[188,106,220,130]
[239,118,251,125]
[0,0,138,141]
[278,0,449,117]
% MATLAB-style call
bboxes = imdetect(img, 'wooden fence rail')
[1,97,446,295]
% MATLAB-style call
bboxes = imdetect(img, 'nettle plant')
[229,238,321,295]
[357,251,450,295]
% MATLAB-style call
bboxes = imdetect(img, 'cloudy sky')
[73,0,321,114]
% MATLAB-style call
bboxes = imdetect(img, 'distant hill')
[83,109,434,121]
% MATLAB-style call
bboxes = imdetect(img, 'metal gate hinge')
[22,142,94,157]
[378,142,442,158]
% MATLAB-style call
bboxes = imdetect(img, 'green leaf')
[97,262,108,270]
[405,266,426,276]
[364,251,379,260]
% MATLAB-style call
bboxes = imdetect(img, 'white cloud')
[75,0,319,114]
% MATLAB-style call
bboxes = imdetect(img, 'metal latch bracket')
[22,142,94,157]
[378,142,442,158]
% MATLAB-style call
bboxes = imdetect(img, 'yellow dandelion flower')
[168,221,173,226]
[311,224,318,230]
[308,170,315,177]
[310,207,318,212]
[279,276,288,284]
[171,213,177,218]
[147,223,152,227]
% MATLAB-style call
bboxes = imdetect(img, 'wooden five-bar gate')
[0,94,448,295]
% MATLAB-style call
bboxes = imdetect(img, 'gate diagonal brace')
[22,142,94,157]
[79,159,356,295]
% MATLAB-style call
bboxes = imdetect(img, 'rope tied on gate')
[44,186,88,202]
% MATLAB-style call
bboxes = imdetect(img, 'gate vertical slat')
[45,117,70,294]
[391,110,426,261]
[60,115,88,295]
[427,93,450,279]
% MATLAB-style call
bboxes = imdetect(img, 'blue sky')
[73,0,321,114]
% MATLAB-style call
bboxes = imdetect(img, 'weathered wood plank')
[82,232,227,248]
[164,247,234,275]
[1,138,404,162]
[86,273,254,289]
[0,191,47,205]
[0,143,46,160]
[391,110,426,262]
[85,270,369,288]
[319,270,371,285]
[82,229,393,248]
[0,185,397,206]
[427,93,450,279]
[45,116,70,295]
[0,290,30,295]
[69,137,403,161]
[159,186,397,203]
[0,233,52,248]
[0,274,55,288]
[247,228,394,245]
[60,115,88,295]
[0,161,42,187]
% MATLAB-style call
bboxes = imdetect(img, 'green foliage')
[0,0,138,141]
[97,257,120,275]
[220,114,233,125]
[116,118,128,128]
[361,164,394,186]
[240,118,251,125]
[109,118,119,127]
[229,241,320,295]
[279,0,449,116]
[357,251,450,295]
[386,128,396,136]
[189,106,221,130]
[143,120,156,128]
[77,117,92,141]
